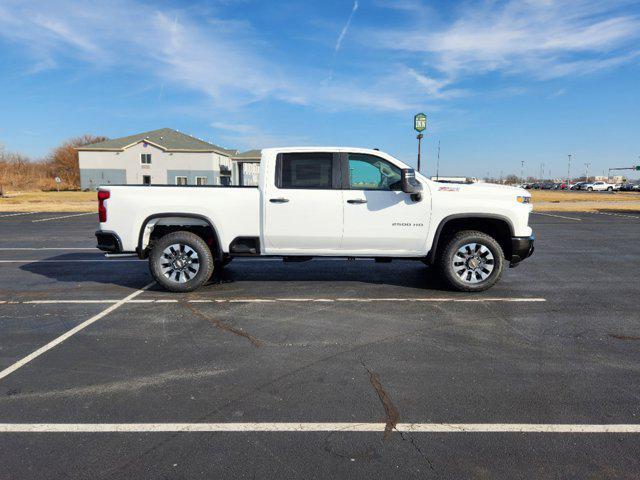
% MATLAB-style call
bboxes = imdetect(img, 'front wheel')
[607,186,613,191]
[437,230,505,292]
[587,187,593,191]
[149,231,214,292]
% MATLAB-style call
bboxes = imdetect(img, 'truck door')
[263,152,343,253]
[341,152,430,255]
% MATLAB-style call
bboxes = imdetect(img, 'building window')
[175,176,188,186]
[195,176,207,186]
[142,175,151,185]
[141,153,152,164]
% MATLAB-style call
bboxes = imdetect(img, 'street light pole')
[584,162,591,182]
[520,160,524,184]
[567,154,572,188]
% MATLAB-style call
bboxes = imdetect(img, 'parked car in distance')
[584,181,617,192]
[571,182,588,190]
[619,183,640,191]
[95,147,535,293]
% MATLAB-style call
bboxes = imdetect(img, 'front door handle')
[270,198,289,203]
[347,199,367,204]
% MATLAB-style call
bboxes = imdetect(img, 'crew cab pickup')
[96,147,534,292]
[583,181,618,192]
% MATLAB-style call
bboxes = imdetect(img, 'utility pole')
[435,140,441,180]
[567,154,572,188]
[520,160,525,184]
[584,162,591,182]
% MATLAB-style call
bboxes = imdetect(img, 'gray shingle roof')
[77,128,236,155]
[232,149,261,161]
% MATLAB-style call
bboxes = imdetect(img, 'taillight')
[98,190,110,222]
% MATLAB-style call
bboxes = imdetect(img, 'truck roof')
[262,146,390,156]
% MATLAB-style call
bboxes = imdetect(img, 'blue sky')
[0,0,639,179]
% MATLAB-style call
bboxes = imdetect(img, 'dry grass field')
[1,188,639,213]
[531,190,640,212]
[0,191,97,212]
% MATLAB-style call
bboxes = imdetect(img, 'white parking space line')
[0,423,637,433]
[532,212,582,221]
[0,259,141,263]
[590,211,640,219]
[0,247,96,251]
[31,212,95,223]
[0,212,37,218]
[0,282,154,382]
[0,297,546,304]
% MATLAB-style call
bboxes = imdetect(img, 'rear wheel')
[149,231,214,292]
[438,230,504,292]
[587,187,593,191]
[607,186,613,191]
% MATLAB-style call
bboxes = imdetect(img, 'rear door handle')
[347,199,367,204]
[270,198,289,203]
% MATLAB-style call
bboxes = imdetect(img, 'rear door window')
[277,153,334,189]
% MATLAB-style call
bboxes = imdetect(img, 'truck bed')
[100,185,261,253]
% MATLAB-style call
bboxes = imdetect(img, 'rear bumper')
[509,235,535,266]
[95,230,122,253]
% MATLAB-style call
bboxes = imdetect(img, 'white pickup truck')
[96,147,534,292]
[583,181,618,192]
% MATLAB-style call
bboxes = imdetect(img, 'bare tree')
[504,174,520,184]
[47,134,107,188]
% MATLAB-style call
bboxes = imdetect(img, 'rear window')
[277,153,333,189]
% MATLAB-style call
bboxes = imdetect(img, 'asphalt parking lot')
[0,210,639,479]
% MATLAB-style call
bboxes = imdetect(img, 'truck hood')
[465,182,528,196]
[431,181,528,198]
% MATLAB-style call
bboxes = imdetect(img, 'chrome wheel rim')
[160,243,200,283]
[452,242,495,284]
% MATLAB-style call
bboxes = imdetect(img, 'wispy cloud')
[335,1,359,52]
[0,0,636,121]
[211,122,254,134]
[372,0,640,80]
[0,0,418,112]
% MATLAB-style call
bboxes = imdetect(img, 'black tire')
[149,231,214,292]
[607,186,613,192]
[437,230,505,292]
[587,187,593,191]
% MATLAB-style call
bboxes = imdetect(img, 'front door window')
[348,153,402,190]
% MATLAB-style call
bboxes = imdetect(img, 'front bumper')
[95,230,123,253]
[509,235,535,266]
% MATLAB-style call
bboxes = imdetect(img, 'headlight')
[517,195,531,204]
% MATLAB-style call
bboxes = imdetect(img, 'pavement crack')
[609,333,640,341]
[398,430,436,471]
[362,362,398,439]
[185,303,263,348]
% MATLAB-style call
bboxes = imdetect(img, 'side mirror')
[401,168,423,201]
